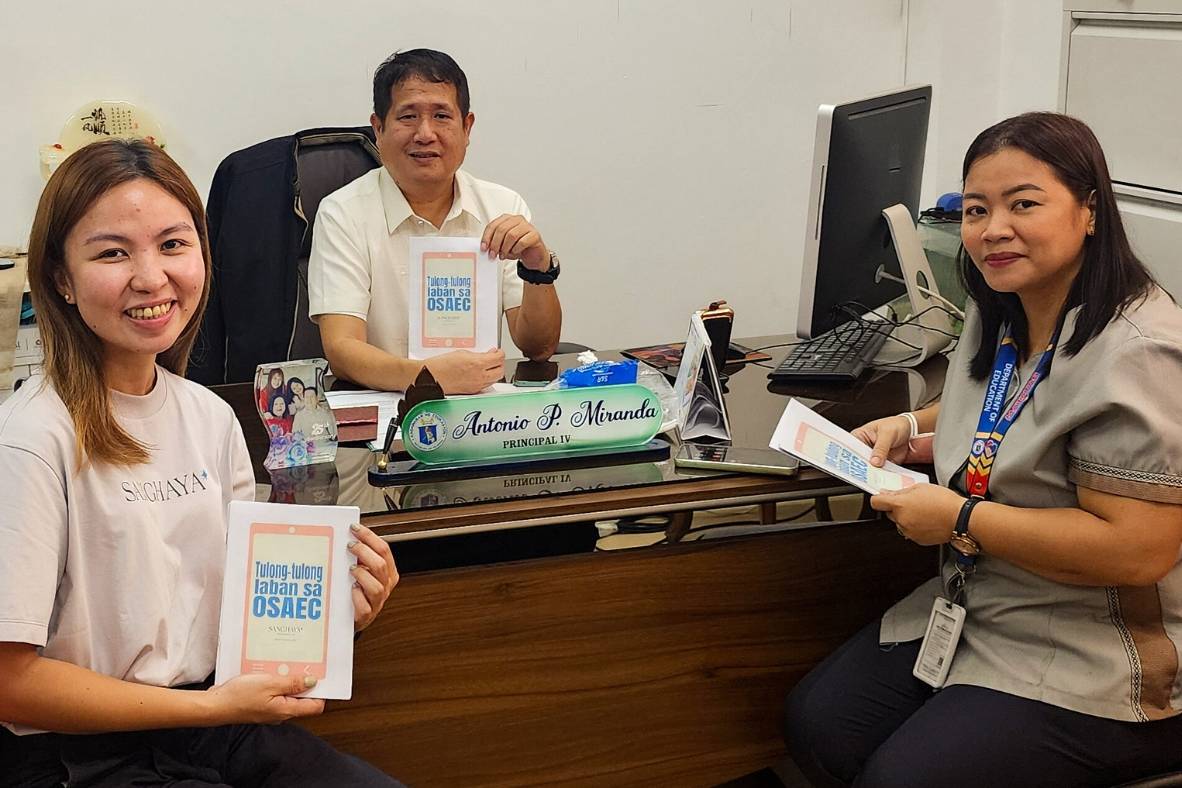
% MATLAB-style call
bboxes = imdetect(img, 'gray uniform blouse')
[881,287,1182,722]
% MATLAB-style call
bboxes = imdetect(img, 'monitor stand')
[869,203,954,367]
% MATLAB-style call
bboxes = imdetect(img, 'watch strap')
[951,496,983,558]
[516,252,560,285]
[954,496,982,537]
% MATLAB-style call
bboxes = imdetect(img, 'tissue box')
[559,359,638,388]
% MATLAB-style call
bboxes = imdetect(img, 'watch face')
[950,535,980,556]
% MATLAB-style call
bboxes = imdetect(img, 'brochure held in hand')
[215,501,359,699]
[408,236,500,359]
[769,398,928,494]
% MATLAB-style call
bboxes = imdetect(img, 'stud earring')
[63,293,73,303]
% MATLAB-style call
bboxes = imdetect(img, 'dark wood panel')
[301,520,935,787]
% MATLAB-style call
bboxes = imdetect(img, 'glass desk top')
[219,336,946,520]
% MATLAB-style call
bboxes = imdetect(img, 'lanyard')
[946,320,1062,603]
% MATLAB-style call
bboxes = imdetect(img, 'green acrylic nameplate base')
[404,384,663,464]
[368,384,668,486]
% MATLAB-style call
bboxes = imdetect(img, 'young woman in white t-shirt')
[0,139,403,786]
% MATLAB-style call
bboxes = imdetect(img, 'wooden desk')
[307,522,931,787]
[216,342,944,786]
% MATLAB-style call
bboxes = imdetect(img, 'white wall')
[0,0,908,350]
[0,0,1066,351]
[908,0,1064,207]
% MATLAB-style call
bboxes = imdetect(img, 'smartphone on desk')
[674,443,799,476]
[512,359,559,387]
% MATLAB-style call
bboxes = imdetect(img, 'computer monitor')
[796,85,941,348]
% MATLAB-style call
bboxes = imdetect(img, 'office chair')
[191,126,382,384]
[288,129,383,361]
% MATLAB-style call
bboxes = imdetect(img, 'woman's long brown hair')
[27,139,212,467]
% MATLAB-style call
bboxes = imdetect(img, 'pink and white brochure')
[770,398,928,494]
[408,236,501,359]
[215,501,359,699]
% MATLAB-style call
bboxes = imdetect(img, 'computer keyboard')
[767,321,890,383]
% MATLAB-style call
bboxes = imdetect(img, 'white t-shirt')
[308,167,527,358]
[0,368,254,733]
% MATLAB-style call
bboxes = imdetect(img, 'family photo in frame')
[254,358,338,470]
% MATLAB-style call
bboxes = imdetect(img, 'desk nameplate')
[401,384,663,465]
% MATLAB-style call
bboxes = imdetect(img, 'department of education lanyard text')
[947,321,1062,607]
[965,324,1062,501]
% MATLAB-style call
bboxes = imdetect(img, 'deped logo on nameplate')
[406,411,447,452]
[403,384,663,464]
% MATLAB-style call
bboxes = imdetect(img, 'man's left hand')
[482,214,549,270]
[870,483,964,545]
[348,523,399,632]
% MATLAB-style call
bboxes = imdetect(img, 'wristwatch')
[950,497,983,557]
[517,251,560,285]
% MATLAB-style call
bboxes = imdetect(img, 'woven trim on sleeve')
[1069,458,1182,504]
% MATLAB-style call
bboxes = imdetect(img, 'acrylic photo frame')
[254,358,338,470]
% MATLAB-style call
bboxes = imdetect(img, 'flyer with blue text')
[215,501,358,699]
[769,398,928,494]
[408,236,501,359]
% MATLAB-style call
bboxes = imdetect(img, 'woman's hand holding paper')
[348,523,399,633]
[204,673,326,724]
[852,415,914,467]
[852,415,936,467]
[870,484,964,546]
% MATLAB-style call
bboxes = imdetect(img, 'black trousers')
[1,721,404,788]
[785,621,1182,788]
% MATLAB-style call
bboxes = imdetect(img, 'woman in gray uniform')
[785,113,1182,787]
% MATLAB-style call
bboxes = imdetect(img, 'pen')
[377,416,397,472]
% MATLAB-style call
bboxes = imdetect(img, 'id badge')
[912,596,965,689]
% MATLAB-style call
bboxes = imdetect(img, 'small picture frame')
[254,359,338,470]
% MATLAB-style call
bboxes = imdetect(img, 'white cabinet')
[1117,186,1182,295]
[1061,2,1182,293]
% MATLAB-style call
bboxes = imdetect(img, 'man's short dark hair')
[373,49,470,123]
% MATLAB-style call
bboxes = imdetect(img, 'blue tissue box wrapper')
[559,359,638,387]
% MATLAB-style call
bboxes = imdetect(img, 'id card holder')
[912,596,965,689]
